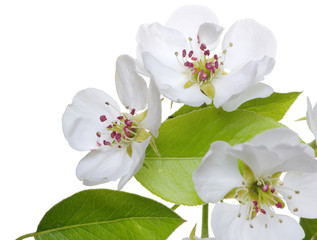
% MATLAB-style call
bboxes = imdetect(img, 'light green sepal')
[137,110,148,122]
[127,144,132,157]
[135,128,151,143]
[200,82,215,99]
[224,187,238,199]
[150,137,161,157]
[295,116,306,121]
[241,161,255,181]
[190,224,197,240]
[184,80,195,88]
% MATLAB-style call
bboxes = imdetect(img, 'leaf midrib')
[32,216,182,238]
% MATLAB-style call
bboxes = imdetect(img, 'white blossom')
[62,55,161,189]
[137,5,276,111]
[193,128,317,240]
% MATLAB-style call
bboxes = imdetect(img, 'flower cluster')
[62,5,317,240]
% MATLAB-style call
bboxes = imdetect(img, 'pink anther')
[182,49,186,58]
[100,115,107,122]
[125,119,132,126]
[262,184,269,192]
[115,133,121,143]
[200,43,207,51]
[111,131,116,138]
[276,202,282,208]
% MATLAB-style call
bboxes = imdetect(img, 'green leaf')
[17,189,184,240]
[238,91,301,121]
[135,106,283,206]
[168,92,301,121]
[168,103,208,119]
[300,218,317,240]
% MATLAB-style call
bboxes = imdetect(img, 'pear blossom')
[137,6,276,111]
[62,55,161,189]
[193,128,317,240]
[306,97,317,143]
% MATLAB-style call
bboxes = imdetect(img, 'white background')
[1,0,317,239]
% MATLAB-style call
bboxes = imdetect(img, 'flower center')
[175,36,233,99]
[97,108,139,148]
[93,104,150,156]
[239,177,285,215]
[227,163,301,228]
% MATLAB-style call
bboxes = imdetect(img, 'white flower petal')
[250,128,300,149]
[135,57,150,77]
[118,137,151,190]
[230,143,282,178]
[82,178,109,186]
[141,80,162,137]
[211,203,252,240]
[62,88,120,151]
[166,5,219,40]
[254,56,275,82]
[142,52,211,107]
[212,60,258,108]
[76,147,131,185]
[142,52,184,90]
[272,144,317,173]
[222,19,277,70]
[136,23,187,70]
[115,55,148,111]
[221,83,273,112]
[213,56,274,109]
[307,97,317,141]
[162,83,212,107]
[212,203,304,240]
[250,129,317,173]
[280,171,317,218]
[198,23,223,50]
[193,141,244,203]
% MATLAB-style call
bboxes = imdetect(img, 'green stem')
[201,204,209,238]
[171,204,180,211]
[16,232,36,240]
